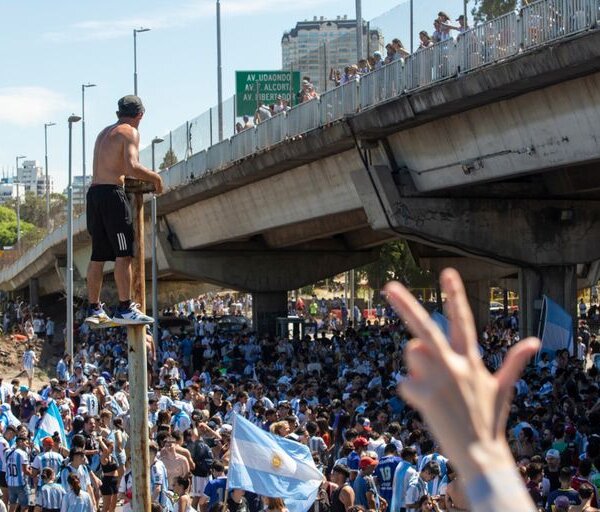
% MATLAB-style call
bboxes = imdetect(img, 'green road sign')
[235,71,301,116]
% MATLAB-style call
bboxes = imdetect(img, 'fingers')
[440,268,478,358]
[384,282,449,353]
[495,337,541,393]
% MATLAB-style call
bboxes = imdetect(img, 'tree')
[472,0,519,23]
[159,148,179,171]
[4,192,67,229]
[357,241,433,299]
[0,205,37,247]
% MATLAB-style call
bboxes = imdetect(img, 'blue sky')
[0,0,468,191]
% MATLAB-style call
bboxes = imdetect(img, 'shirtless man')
[85,95,163,325]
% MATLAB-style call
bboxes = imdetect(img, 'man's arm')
[340,486,355,511]
[122,128,163,194]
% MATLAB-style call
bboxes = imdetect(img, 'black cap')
[118,95,145,117]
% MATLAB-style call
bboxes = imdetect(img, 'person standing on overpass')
[85,95,163,325]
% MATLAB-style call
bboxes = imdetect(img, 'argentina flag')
[33,400,70,449]
[229,414,323,512]
[538,295,573,359]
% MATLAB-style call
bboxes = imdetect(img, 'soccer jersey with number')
[374,455,402,503]
[32,451,64,488]
[5,448,29,486]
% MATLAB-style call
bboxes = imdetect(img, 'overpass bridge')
[2,0,600,334]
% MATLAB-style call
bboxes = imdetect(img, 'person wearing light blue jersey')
[40,467,66,512]
[5,435,32,510]
[374,443,402,505]
[59,450,95,510]
[61,473,94,512]
[79,385,99,418]
[390,447,418,512]
[150,442,173,512]
[0,425,17,509]
[170,403,191,433]
[31,437,64,509]
[418,443,448,496]
[405,461,441,511]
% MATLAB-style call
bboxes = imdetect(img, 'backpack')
[191,440,214,477]
[309,483,333,512]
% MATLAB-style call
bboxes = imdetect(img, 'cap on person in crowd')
[438,11,450,19]
[359,457,378,470]
[19,385,28,393]
[545,449,560,460]
[353,436,369,449]
[374,51,382,58]
[219,424,233,436]
[456,14,465,21]
[42,437,54,448]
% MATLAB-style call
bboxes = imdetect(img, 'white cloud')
[0,87,73,127]
[43,0,335,42]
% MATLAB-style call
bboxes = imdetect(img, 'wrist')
[460,439,515,483]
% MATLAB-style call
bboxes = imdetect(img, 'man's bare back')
[92,122,139,187]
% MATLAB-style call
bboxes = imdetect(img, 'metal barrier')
[458,12,519,72]
[286,99,320,136]
[231,126,257,161]
[256,112,287,149]
[521,0,597,48]
[206,139,232,171]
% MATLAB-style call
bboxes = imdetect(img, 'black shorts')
[87,185,134,262]
[0,470,6,487]
[101,475,119,495]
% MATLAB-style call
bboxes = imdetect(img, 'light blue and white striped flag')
[228,414,323,512]
[33,400,70,450]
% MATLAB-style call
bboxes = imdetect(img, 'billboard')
[235,71,301,116]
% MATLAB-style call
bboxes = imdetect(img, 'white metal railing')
[521,0,597,47]
[4,0,597,278]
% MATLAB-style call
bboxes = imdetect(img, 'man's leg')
[87,261,105,304]
[114,256,132,302]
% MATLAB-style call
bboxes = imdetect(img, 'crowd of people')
[0,283,597,512]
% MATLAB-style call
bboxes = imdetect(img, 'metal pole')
[15,155,25,247]
[355,0,363,62]
[67,115,80,374]
[350,269,355,325]
[464,0,468,29]
[410,0,414,53]
[81,84,96,207]
[133,29,138,95]
[151,137,163,349]
[216,0,224,142]
[44,124,55,230]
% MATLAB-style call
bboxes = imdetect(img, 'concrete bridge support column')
[518,266,577,339]
[252,291,288,337]
[29,278,39,307]
[464,280,489,335]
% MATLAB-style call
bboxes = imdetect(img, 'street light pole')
[133,28,151,95]
[15,155,26,247]
[216,0,224,142]
[151,136,164,347]
[44,123,56,230]
[410,0,414,53]
[67,115,82,373]
[82,83,97,207]
[356,0,363,62]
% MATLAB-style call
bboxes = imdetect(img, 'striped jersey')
[418,453,448,495]
[60,465,91,492]
[32,451,65,488]
[80,393,99,417]
[41,482,66,509]
[390,461,417,512]
[150,459,170,509]
[23,350,36,370]
[60,489,95,512]
[5,447,29,486]
[0,436,9,472]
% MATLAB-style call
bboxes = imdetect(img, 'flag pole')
[222,414,236,512]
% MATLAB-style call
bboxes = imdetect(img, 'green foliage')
[0,205,37,247]
[159,148,179,171]
[357,241,433,296]
[471,0,519,23]
[3,192,67,229]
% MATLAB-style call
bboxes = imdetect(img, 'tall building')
[16,160,54,197]
[0,178,25,205]
[69,175,92,206]
[282,16,384,93]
